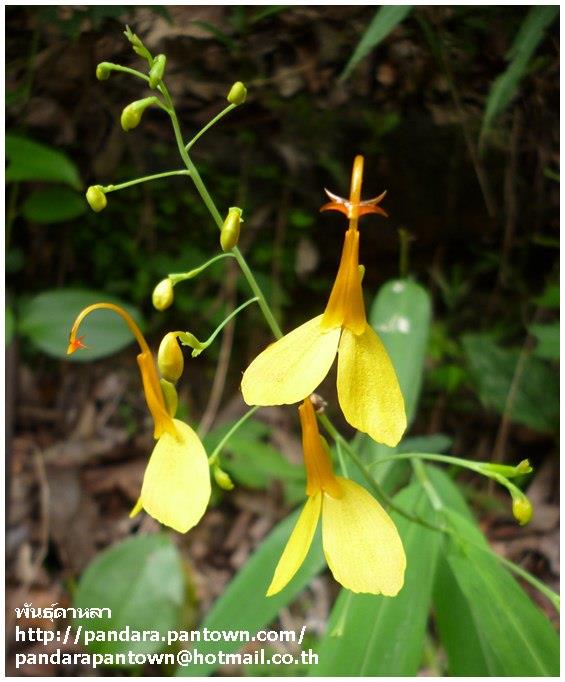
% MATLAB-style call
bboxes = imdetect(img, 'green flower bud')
[516,459,532,474]
[227,81,247,105]
[512,494,533,526]
[159,378,178,418]
[158,332,184,383]
[213,465,234,491]
[96,62,112,81]
[85,185,107,212]
[152,278,174,311]
[220,207,243,252]
[149,54,167,89]
[358,264,366,282]
[120,97,156,132]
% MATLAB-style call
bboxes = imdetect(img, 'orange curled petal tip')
[67,335,88,355]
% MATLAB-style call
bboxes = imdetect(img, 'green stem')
[168,253,235,284]
[105,63,150,83]
[161,82,283,340]
[411,460,444,512]
[192,296,259,356]
[208,406,260,465]
[318,414,444,533]
[335,439,349,477]
[102,170,190,194]
[185,104,237,151]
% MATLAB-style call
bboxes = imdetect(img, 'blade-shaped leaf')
[19,289,144,360]
[176,509,325,676]
[74,534,184,659]
[340,6,413,80]
[428,466,559,676]
[22,186,87,224]
[313,483,441,675]
[481,6,558,142]
[462,333,559,433]
[6,134,82,189]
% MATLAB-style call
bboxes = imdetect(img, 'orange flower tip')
[67,335,88,355]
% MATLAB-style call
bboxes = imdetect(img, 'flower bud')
[213,465,234,491]
[158,332,184,383]
[516,459,532,474]
[358,264,366,282]
[220,207,243,252]
[159,378,178,418]
[120,97,156,132]
[96,62,112,81]
[152,278,174,311]
[86,185,107,212]
[512,494,533,526]
[149,54,167,89]
[227,81,247,105]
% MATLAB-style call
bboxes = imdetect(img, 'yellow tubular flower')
[67,303,210,533]
[267,398,406,597]
[241,156,407,447]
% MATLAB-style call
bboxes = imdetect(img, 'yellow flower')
[241,156,406,447]
[67,303,210,533]
[267,398,406,597]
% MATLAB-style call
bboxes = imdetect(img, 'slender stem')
[411,460,444,512]
[318,414,444,532]
[105,63,150,83]
[168,252,235,284]
[161,82,283,340]
[185,104,237,151]
[102,170,190,194]
[208,406,260,465]
[371,452,486,475]
[196,297,259,355]
[494,552,560,613]
[335,439,349,477]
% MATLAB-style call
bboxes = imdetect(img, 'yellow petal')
[337,325,406,447]
[140,419,211,533]
[241,315,341,406]
[267,492,322,597]
[322,477,406,596]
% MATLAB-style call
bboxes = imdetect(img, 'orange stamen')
[67,335,88,354]
[319,155,388,226]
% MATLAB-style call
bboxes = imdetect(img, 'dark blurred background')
[6,5,559,675]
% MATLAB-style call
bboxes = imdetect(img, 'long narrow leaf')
[340,6,413,81]
[313,484,442,675]
[481,6,558,142]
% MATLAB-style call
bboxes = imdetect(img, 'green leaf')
[18,289,144,360]
[440,509,559,675]
[74,534,184,658]
[313,483,441,675]
[340,6,413,80]
[398,433,452,454]
[176,510,326,676]
[462,333,558,432]
[6,307,16,345]
[481,6,558,142]
[205,419,305,504]
[426,466,559,676]
[356,278,432,482]
[529,321,559,360]
[370,278,432,425]
[22,186,87,223]
[6,134,82,189]
[534,283,559,309]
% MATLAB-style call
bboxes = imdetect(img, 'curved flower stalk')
[67,303,210,533]
[241,156,406,447]
[268,398,406,597]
